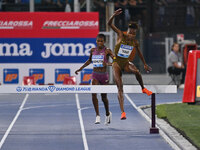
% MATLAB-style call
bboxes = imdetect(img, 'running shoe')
[142,88,153,96]
[121,112,126,120]
[105,111,112,125]
[95,115,100,124]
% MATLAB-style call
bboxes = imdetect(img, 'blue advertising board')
[0,38,96,63]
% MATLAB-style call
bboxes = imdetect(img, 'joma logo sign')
[41,43,94,58]
[0,43,32,56]
[0,42,95,58]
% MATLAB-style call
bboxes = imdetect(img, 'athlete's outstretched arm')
[107,48,116,59]
[135,41,152,72]
[107,8,123,37]
[105,48,116,66]
[75,49,93,74]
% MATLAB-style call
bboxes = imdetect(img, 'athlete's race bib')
[92,55,104,67]
[117,44,133,58]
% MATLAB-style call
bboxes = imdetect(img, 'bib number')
[117,44,133,58]
[92,55,104,67]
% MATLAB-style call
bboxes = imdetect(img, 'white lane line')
[0,94,29,149]
[22,103,75,111]
[124,94,151,122]
[125,94,181,150]
[75,94,89,150]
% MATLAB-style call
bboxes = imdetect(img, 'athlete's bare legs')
[92,79,100,116]
[112,62,125,113]
[124,62,145,89]
[101,93,109,116]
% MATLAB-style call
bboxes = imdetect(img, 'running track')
[0,89,183,150]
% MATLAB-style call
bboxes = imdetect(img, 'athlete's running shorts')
[91,72,109,85]
[113,57,129,70]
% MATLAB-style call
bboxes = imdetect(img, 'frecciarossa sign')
[0,12,99,63]
[0,12,98,38]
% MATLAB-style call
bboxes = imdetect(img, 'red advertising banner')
[0,12,99,38]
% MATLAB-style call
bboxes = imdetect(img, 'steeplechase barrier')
[0,85,177,134]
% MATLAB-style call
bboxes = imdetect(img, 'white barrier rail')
[0,84,177,134]
[0,85,177,94]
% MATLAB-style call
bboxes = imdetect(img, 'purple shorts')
[91,72,109,85]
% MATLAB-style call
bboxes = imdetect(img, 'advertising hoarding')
[0,12,99,84]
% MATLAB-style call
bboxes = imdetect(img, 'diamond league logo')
[16,86,22,92]
[48,85,56,92]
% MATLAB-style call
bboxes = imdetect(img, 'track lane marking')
[125,93,181,150]
[0,94,29,149]
[75,94,89,150]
